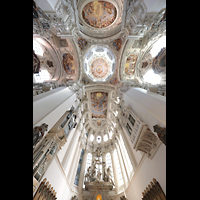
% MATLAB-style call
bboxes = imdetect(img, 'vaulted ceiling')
[33,0,166,142]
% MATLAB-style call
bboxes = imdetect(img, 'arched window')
[106,153,115,187]
[97,135,101,143]
[109,131,113,139]
[85,153,92,173]
[74,149,84,186]
[119,134,133,175]
[33,39,44,56]
[90,134,94,141]
[104,134,108,142]
[113,149,124,186]
[34,69,51,83]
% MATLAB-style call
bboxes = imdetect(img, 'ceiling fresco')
[82,1,117,28]
[110,76,119,85]
[91,58,108,79]
[91,92,108,119]
[152,47,166,74]
[113,38,122,51]
[84,45,116,82]
[78,37,87,50]
[63,53,75,75]
[125,55,138,76]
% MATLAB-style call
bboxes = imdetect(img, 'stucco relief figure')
[95,148,102,157]
[106,166,115,185]
[153,124,166,145]
[91,160,97,181]
[102,162,106,181]
[85,166,92,182]
[96,171,102,182]
[33,123,48,147]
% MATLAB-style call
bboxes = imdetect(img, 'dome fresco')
[82,1,117,28]
[91,58,108,79]
[84,45,116,82]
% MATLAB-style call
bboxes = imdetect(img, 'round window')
[97,136,102,143]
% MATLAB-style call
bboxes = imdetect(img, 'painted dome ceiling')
[91,58,108,79]
[82,1,117,28]
[84,45,116,82]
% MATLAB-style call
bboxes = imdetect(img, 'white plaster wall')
[33,87,76,130]
[125,143,166,200]
[43,157,77,200]
[56,126,76,163]
[124,87,166,131]
[122,87,166,200]
[35,0,55,12]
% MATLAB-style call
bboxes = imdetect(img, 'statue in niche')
[33,123,48,148]
[91,160,97,181]
[105,166,115,186]
[96,171,102,182]
[153,124,166,145]
[102,162,107,181]
[85,166,92,182]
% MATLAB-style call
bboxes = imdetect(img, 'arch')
[33,36,63,82]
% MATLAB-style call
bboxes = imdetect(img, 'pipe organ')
[142,178,166,200]
[33,178,57,200]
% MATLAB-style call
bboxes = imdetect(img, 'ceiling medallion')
[82,1,117,28]
[91,58,108,79]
